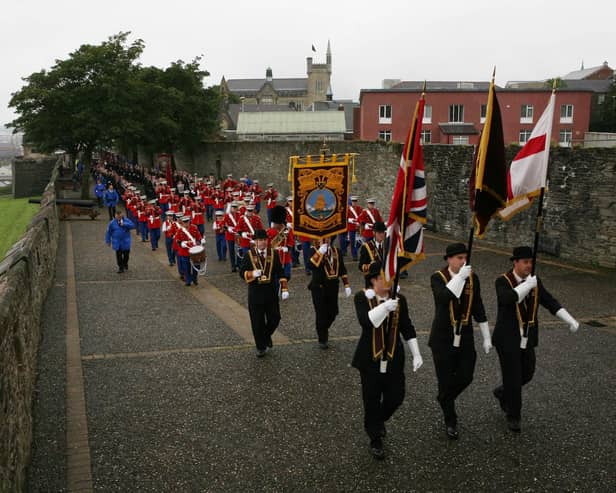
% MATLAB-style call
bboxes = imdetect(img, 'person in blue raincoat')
[94,179,106,207]
[105,210,135,273]
[103,183,120,220]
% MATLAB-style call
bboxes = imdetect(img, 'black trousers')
[431,345,477,426]
[248,298,281,350]
[115,249,130,269]
[495,346,536,419]
[359,370,405,440]
[310,286,339,343]
[107,205,116,220]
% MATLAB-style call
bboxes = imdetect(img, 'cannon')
[29,198,100,220]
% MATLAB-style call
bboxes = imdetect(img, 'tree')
[590,80,616,132]
[9,32,144,197]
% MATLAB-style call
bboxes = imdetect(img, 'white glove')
[514,275,537,302]
[446,274,466,299]
[479,321,492,354]
[227,226,234,233]
[181,241,188,248]
[319,244,328,255]
[281,291,289,300]
[556,308,579,333]
[407,338,423,372]
[365,223,373,230]
[280,246,288,253]
[458,264,472,280]
[383,299,398,312]
[349,218,356,224]
[241,232,249,239]
[201,239,206,245]
[253,269,262,277]
[368,302,390,328]
[345,286,352,298]
[286,222,292,229]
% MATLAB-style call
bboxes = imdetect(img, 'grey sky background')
[2,0,614,126]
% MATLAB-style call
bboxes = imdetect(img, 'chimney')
[306,57,313,74]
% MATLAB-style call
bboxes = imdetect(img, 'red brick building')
[358,81,594,147]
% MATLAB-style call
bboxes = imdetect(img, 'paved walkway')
[27,212,616,492]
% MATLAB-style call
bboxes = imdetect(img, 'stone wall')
[175,141,615,268]
[12,157,57,198]
[0,164,60,491]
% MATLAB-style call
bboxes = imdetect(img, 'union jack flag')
[383,94,427,284]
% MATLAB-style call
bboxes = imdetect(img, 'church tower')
[306,40,332,106]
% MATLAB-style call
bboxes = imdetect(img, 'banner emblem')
[290,153,356,240]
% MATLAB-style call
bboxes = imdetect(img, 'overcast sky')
[3,0,614,126]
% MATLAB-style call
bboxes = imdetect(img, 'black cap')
[271,205,287,225]
[444,242,468,260]
[364,261,383,287]
[510,246,533,261]
[373,221,386,233]
[254,229,268,240]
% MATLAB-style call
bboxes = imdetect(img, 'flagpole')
[391,83,425,299]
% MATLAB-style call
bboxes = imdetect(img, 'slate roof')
[562,64,612,80]
[226,78,308,94]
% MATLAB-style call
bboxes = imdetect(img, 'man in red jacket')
[237,204,263,258]
[174,216,204,286]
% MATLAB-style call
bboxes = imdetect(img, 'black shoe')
[446,424,459,440]
[318,342,329,350]
[369,438,385,460]
[256,348,267,358]
[117,268,124,274]
[493,387,508,414]
[507,417,521,433]
[123,264,128,271]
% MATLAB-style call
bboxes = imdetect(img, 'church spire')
[326,40,331,71]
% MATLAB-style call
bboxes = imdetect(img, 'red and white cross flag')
[499,92,555,220]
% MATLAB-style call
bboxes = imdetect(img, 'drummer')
[174,215,204,287]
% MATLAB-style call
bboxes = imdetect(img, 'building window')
[559,129,572,147]
[423,105,432,124]
[452,135,469,145]
[316,80,323,92]
[480,104,487,123]
[449,104,464,123]
[598,94,606,105]
[378,130,392,142]
[261,97,273,104]
[519,130,532,145]
[520,104,534,124]
[560,104,574,123]
[420,130,431,144]
[379,105,392,124]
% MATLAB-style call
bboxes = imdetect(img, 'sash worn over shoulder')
[437,267,474,328]
[366,292,400,362]
[502,271,539,337]
[323,248,340,279]
[248,246,274,283]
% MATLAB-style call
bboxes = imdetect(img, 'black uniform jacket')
[429,271,487,352]
[307,246,347,291]
[358,240,383,273]
[492,272,561,350]
[352,292,416,373]
[239,247,285,304]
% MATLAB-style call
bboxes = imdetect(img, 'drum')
[188,245,206,264]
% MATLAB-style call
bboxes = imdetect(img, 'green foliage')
[8,32,222,165]
[544,78,567,89]
[0,197,39,258]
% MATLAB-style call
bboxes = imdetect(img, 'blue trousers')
[197,224,204,236]
[302,240,312,273]
[165,236,176,265]
[227,239,238,271]
[349,230,359,260]
[150,228,160,250]
[266,208,272,226]
[140,222,149,241]
[339,233,348,255]
[216,234,227,260]
[206,205,214,221]
[255,202,261,214]
[178,255,197,285]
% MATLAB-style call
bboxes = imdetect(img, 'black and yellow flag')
[470,75,507,238]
